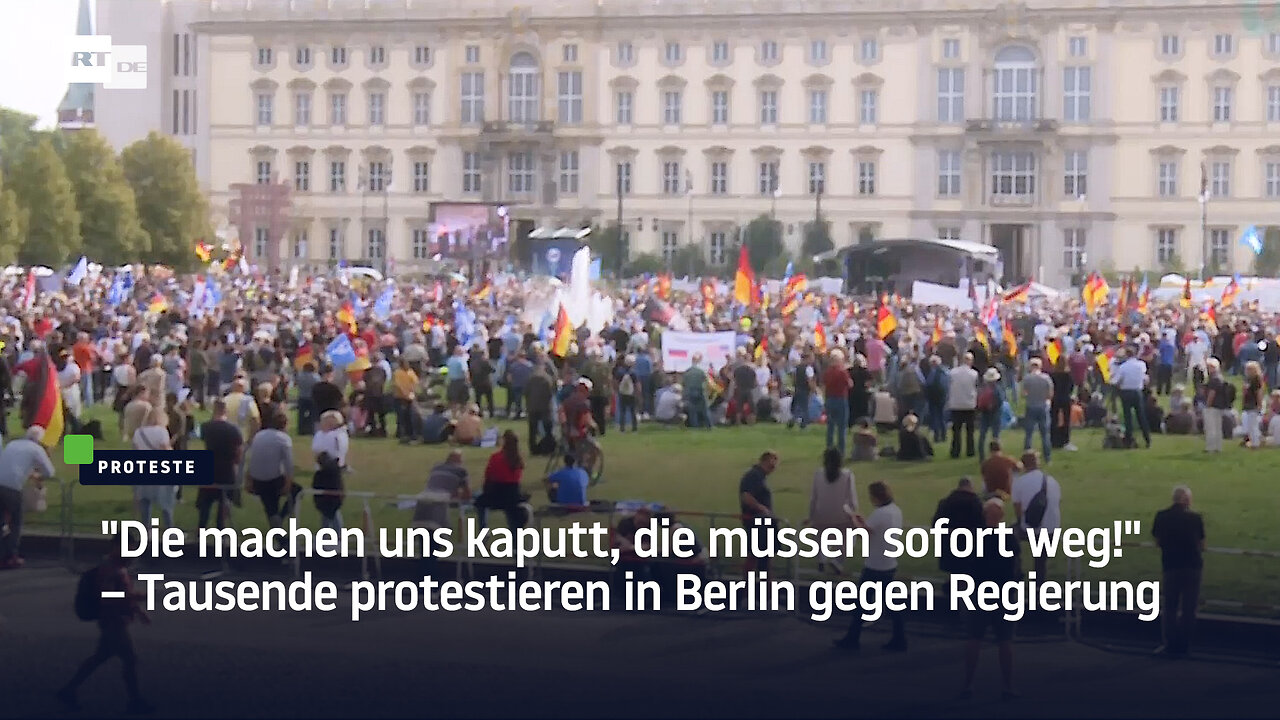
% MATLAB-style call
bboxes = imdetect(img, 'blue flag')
[66,256,88,286]
[1240,225,1263,255]
[326,334,357,369]
[454,301,476,347]
[589,257,602,281]
[373,286,394,320]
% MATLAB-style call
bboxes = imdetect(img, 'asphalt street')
[1,559,1276,719]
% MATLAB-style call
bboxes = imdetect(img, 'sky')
[0,0,86,128]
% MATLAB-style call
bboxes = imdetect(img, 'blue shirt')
[548,466,590,506]
[446,356,468,382]
[634,354,652,378]
[1158,339,1176,365]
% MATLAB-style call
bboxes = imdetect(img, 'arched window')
[992,45,1038,122]
[508,52,539,124]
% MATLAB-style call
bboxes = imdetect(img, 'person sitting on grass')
[546,454,589,506]
[453,404,484,446]
[895,414,933,461]
[420,403,455,445]
[850,417,879,462]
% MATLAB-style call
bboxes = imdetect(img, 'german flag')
[148,292,168,314]
[814,323,828,353]
[656,274,672,301]
[827,296,839,322]
[700,279,716,318]
[294,343,314,371]
[1096,347,1116,384]
[930,317,944,346]
[21,354,64,449]
[876,300,898,340]
[337,301,358,334]
[1003,324,1017,355]
[194,241,212,263]
[1220,275,1240,307]
[1046,337,1063,367]
[1001,281,1032,305]
[551,306,573,357]
[472,280,493,302]
[422,315,436,333]
[1180,278,1192,308]
[754,336,768,362]
[973,326,990,352]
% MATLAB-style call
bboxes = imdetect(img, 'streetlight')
[685,169,694,277]
[382,170,393,275]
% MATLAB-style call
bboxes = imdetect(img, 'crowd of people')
[0,263,1259,704]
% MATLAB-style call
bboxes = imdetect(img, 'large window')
[1062,67,1091,122]
[461,71,484,124]
[329,92,347,125]
[255,160,272,184]
[294,92,311,126]
[937,68,964,123]
[508,53,539,124]
[807,161,826,195]
[1159,86,1179,122]
[558,71,583,124]
[254,226,269,257]
[759,90,778,125]
[615,161,632,194]
[1156,228,1178,265]
[1063,150,1087,198]
[857,161,876,196]
[413,92,430,126]
[1267,161,1280,198]
[992,46,1038,122]
[1157,160,1178,197]
[710,161,727,194]
[412,161,429,193]
[1210,228,1230,268]
[328,226,342,259]
[1210,160,1231,197]
[938,150,961,196]
[256,92,273,126]
[294,160,310,192]
[712,90,729,124]
[990,151,1036,198]
[507,152,536,193]
[708,231,728,265]
[558,151,579,194]
[366,228,384,260]
[663,90,682,125]
[616,91,633,124]
[411,229,430,259]
[808,89,827,124]
[366,161,387,192]
[1269,86,1280,123]
[662,161,682,195]
[859,89,878,124]
[1062,228,1086,270]
[367,92,385,126]
[661,230,679,263]
[462,151,481,194]
[329,160,345,192]
[1212,86,1232,122]
[758,161,779,196]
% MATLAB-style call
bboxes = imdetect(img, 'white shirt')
[864,502,903,572]
[1011,469,1062,533]
[654,389,682,421]
[1187,339,1209,370]
[946,365,979,410]
[312,427,350,467]
[1114,357,1148,391]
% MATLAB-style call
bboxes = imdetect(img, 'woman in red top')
[476,430,528,529]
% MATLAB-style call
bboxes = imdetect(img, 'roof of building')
[58,0,95,120]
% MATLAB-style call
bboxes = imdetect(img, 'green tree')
[672,244,708,278]
[8,137,80,266]
[1255,227,1280,277]
[763,249,793,278]
[624,252,664,277]
[0,170,25,265]
[742,215,783,275]
[801,218,833,259]
[589,224,628,276]
[0,107,39,174]
[121,132,211,270]
[62,129,148,265]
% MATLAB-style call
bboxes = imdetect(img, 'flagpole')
[1199,163,1209,282]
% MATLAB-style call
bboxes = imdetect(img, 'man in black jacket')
[933,477,985,576]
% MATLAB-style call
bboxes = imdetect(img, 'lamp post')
[684,169,694,277]
[616,165,626,276]
[382,170,392,276]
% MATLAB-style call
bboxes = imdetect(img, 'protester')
[947,353,979,458]
[475,430,528,530]
[959,498,1020,701]
[311,410,350,530]
[835,481,905,652]
[806,447,857,574]
[0,426,56,569]
[198,399,242,531]
[1152,485,1205,657]
[738,450,778,573]
[245,409,296,530]
[1010,451,1062,579]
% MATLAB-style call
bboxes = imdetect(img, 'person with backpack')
[59,542,154,714]
[1011,451,1061,580]
[615,354,640,432]
[975,367,1005,462]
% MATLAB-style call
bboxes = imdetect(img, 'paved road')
[1,559,1275,719]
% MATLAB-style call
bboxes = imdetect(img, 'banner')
[660,331,735,373]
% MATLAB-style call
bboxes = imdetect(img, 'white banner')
[661,331,736,373]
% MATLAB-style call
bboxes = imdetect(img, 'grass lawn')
[29,403,1280,614]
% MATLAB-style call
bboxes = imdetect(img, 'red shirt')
[73,341,98,372]
[484,452,524,485]
[822,364,853,398]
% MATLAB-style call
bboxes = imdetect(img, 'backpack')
[1025,472,1050,528]
[976,384,997,412]
[74,567,101,621]
[618,373,635,396]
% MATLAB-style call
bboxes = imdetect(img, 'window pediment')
[287,78,316,91]
[248,144,276,157]
[851,145,884,156]
[1149,145,1186,156]
[406,145,436,157]
[656,145,686,157]
[703,145,734,157]
[1202,145,1239,157]
[607,145,638,158]
[1259,68,1280,82]
[610,75,639,91]
[250,78,278,92]
[704,73,735,89]
[657,75,687,90]
[802,73,834,89]
[285,145,314,156]
[751,145,783,157]
[363,77,391,91]
[407,77,436,91]
[1152,68,1185,84]
[1206,68,1240,84]
[853,72,883,88]
[753,73,784,89]
[324,78,353,92]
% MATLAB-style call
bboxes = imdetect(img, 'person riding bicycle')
[559,378,600,474]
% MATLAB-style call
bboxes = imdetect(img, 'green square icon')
[64,434,94,465]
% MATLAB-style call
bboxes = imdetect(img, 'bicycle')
[543,428,606,487]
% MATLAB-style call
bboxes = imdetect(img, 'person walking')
[0,426,56,569]
[959,498,1020,701]
[823,350,853,459]
[975,368,1005,462]
[1201,358,1230,453]
[1114,349,1152,448]
[1240,360,1266,449]
[132,408,176,530]
[738,451,779,573]
[57,543,154,714]
[1020,358,1053,463]
[835,481,906,652]
[245,409,296,531]
[947,352,979,458]
[1011,451,1062,580]
[1152,486,1205,657]
[805,447,857,575]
